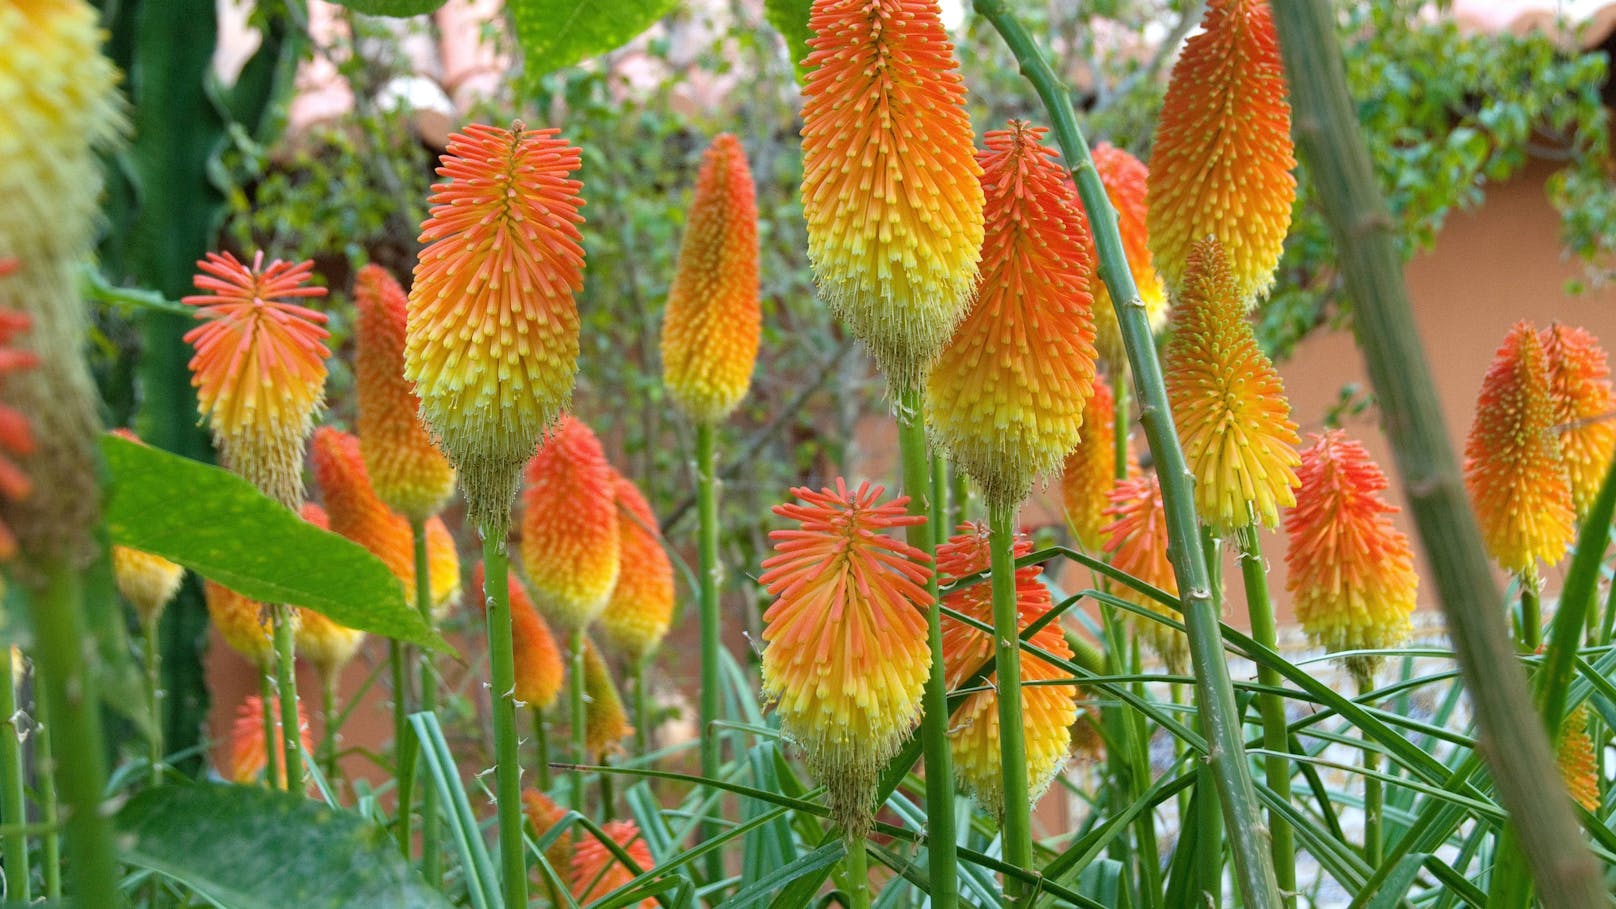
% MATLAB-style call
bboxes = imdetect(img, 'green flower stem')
[1519,582,1542,652]
[1360,680,1383,868]
[320,673,338,784]
[845,838,873,909]
[896,384,959,909]
[695,420,725,885]
[143,620,164,788]
[973,5,1282,905]
[410,518,442,886]
[931,450,950,547]
[570,629,587,812]
[631,657,649,757]
[532,708,552,791]
[481,533,530,909]
[271,605,303,788]
[0,648,29,902]
[259,672,280,789]
[1112,371,1131,481]
[36,682,59,901]
[388,640,412,854]
[1235,526,1295,907]
[951,469,970,526]
[988,500,1033,906]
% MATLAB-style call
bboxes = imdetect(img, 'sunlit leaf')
[510,0,679,80]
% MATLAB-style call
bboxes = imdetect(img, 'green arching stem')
[481,533,530,909]
[532,708,552,791]
[570,629,587,812]
[1235,526,1296,907]
[695,420,725,885]
[0,651,29,902]
[35,682,59,901]
[143,620,164,788]
[271,605,304,787]
[259,672,280,789]
[410,517,442,886]
[931,449,950,547]
[844,838,873,909]
[895,384,959,909]
[1519,580,1542,652]
[388,640,412,855]
[988,500,1033,906]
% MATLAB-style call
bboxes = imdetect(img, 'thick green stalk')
[1235,526,1295,907]
[481,534,530,909]
[951,470,969,526]
[410,518,442,886]
[972,5,1282,905]
[845,839,873,909]
[259,673,280,789]
[896,385,959,909]
[1112,370,1131,481]
[388,640,412,855]
[570,629,587,812]
[988,501,1033,906]
[143,621,164,787]
[532,708,552,791]
[320,674,339,784]
[695,421,724,884]
[1519,583,1542,652]
[271,606,303,787]
[0,653,29,902]
[931,450,950,547]
[1360,680,1383,869]
[35,683,59,901]
[1268,4,1604,905]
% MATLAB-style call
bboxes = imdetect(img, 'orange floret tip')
[406,122,586,536]
[661,133,762,424]
[108,430,184,626]
[600,471,675,662]
[928,122,1098,509]
[937,523,1077,816]
[354,264,455,520]
[570,820,655,909]
[1163,239,1299,530]
[1284,431,1417,688]
[474,563,564,710]
[799,0,985,391]
[1101,474,1185,671]
[226,692,313,788]
[1060,378,1138,550]
[582,636,632,759]
[1559,705,1601,813]
[1147,0,1295,303]
[1087,143,1168,363]
[1541,323,1616,518]
[759,479,932,837]
[206,580,296,669]
[1464,321,1575,576]
[520,416,620,632]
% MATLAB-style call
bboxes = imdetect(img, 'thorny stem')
[259,673,280,789]
[481,533,530,909]
[272,605,304,788]
[35,680,59,901]
[0,646,29,902]
[389,639,413,856]
[695,420,726,885]
[144,620,164,788]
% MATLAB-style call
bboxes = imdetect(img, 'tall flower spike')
[292,504,367,677]
[1558,705,1600,813]
[570,820,655,909]
[660,133,762,424]
[1087,143,1167,364]
[799,0,985,390]
[1163,239,1299,530]
[406,122,586,536]
[599,471,675,662]
[0,288,38,563]
[184,252,331,508]
[582,637,631,759]
[1464,321,1575,576]
[1101,474,1186,672]
[937,524,1077,816]
[206,580,298,669]
[928,122,1098,509]
[520,416,619,633]
[759,479,932,837]
[1540,323,1616,518]
[225,692,313,787]
[1147,0,1295,303]
[1060,378,1137,550]
[1284,431,1417,689]
[474,563,564,710]
[521,790,575,876]
[354,264,456,521]
[108,430,185,627]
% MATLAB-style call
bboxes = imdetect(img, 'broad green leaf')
[117,783,451,909]
[100,435,450,653]
[510,0,679,81]
[763,0,813,84]
[326,0,448,15]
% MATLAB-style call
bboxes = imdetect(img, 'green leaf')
[763,0,813,84]
[100,435,450,653]
[117,783,452,909]
[325,0,448,16]
[509,0,679,81]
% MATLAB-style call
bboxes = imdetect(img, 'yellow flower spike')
[1558,705,1600,813]
[225,692,313,788]
[600,471,675,662]
[1540,323,1616,518]
[205,580,295,670]
[928,121,1098,510]
[291,504,366,677]
[759,479,933,837]
[1147,0,1295,303]
[1284,431,1417,689]
[799,0,985,391]
[475,563,565,710]
[354,264,455,521]
[1163,238,1300,530]
[107,431,184,627]
[570,820,656,909]
[582,636,631,759]
[660,133,761,424]
[1101,474,1186,672]
[519,416,620,633]
[1087,143,1167,364]
[406,122,587,537]
[1060,377,1137,550]
[1464,321,1576,576]
[937,523,1077,816]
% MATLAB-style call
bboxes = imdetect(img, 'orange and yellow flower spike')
[291,504,367,677]
[1163,239,1299,530]
[1558,705,1600,813]
[521,789,575,876]
[1464,321,1575,576]
[661,133,761,424]
[928,122,1098,509]
[474,563,565,710]
[1101,474,1186,672]
[759,479,933,836]
[1540,323,1616,518]
[1087,143,1167,364]
[1147,0,1295,303]
[800,0,984,390]
[0,289,36,563]
[1060,378,1136,550]
[354,264,455,521]
[937,524,1077,816]
[600,471,675,662]
[108,431,184,627]
[1284,431,1417,689]
[225,692,313,787]
[570,820,656,908]
[519,416,620,633]
[206,581,293,670]
[582,637,631,759]
[406,122,586,536]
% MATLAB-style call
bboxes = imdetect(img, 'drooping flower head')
[760,480,932,836]
[661,133,761,424]
[1540,323,1616,518]
[1101,474,1185,671]
[1464,321,1575,577]
[520,416,619,632]
[474,563,564,710]
[1558,705,1600,813]
[1060,378,1138,550]
[406,122,586,537]
[354,264,455,521]
[291,503,367,677]
[1284,431,1416,689]
[570,820,656,909]
[206,580,295,670]
[582,636,631,759]
[599,471,675,662]
[225,692,313,787]
[1087,143,1167,364]
[1164,239,1299,530]
[928,122,1098,509]
[184,251,331,509]
[799,0,985,391]
[1147,0,1295,303]
[937,523,1077,816]
[0,289,38,563]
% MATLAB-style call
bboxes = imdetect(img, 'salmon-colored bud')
[1164,239,1299,530]
[108,430,184,626]
[1059,379,1137,550]
[474,563,564,710]
[582,637,631,759]
[570,820,655,908]
[1540,323,1616,517]
[354,264,455,521]
[661,133,761,424]
[928,122,1098,509]
[1147,0,1295,303]
[800,0,985,390]
[290,503,367,676]
[1464,321,1575,576]
[599,471,675,662]
[206,580,296,670]
[406,122,586,536]
[0,295,38,563]
[937,524,1077,816]
[1558,705,1600,812]
[759,479,932,837]
[521,789,575,878]
[1101,474,1185,672]
[1087,143,1167,364]
[520,416,619,632]
[226,692,313,787]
